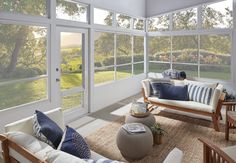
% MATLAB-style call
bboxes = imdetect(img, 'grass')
[0,66,230,111]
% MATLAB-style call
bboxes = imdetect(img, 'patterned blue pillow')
[33,110,63,148]
[58,126,91,159]
[85,159,123,163]
[188,84,214,105]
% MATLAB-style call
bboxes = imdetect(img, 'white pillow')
[6,132,54,160]
[184,79,217,88]
[46,150,87,163]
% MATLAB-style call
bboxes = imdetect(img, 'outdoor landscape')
[0,0,233,110]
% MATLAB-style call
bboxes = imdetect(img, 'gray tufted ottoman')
[116,124,153,160]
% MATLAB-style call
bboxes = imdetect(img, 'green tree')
[0,0,86,77]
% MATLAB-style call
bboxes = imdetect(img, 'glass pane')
[0,24,47,110]
[172,35,198,63]
[148,15,169,32]
[133,18,144,30]
[0,78,47,110]
[94,67,114,84]
[200,34,231,80]
[94,32,114,67]
[116,14,131,28]
[116,34,132,65]
[173,8,197,30]
[94,8,113,26]
[60,32,83,90]
[0,0,47,16]
[148,36,171,62]
[202,0,233,29]
[56,0,88,22]
[133,36,144,62]
[62,92,84,111]
[172,64,198,78]
[134,63,144,75]
[200,65,230,80]
[200,35,231,65]
[149,62,170,73]
[116,65,132,80]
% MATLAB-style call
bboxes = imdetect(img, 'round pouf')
[125,113,156,128]
[116,125,153,160]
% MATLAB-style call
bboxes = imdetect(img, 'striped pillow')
[188,84,214,105]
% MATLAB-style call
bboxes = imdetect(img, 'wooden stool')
[224,102,236,140]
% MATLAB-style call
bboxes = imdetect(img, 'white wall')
[79,0,146,17]
[146,0,217,17]
[93,74,146,112]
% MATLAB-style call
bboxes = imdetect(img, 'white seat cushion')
[222,145,236,161]
[46,150,87,163]
[6,132,54,160]
[148,97,213,113]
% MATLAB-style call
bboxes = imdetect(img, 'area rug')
[85,111,236,163]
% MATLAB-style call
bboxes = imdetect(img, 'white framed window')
[202,0,233,29]
[94,8,113,26]
[116,13,132,29]
[133,18,144,30]
[173,8,197,30]
[0,23,48,110]
[56,0,88,23]
[0,0,47,17]
[148,14,169,32]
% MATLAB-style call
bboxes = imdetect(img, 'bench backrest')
[4,108,64,136]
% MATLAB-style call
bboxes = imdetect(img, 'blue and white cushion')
[188,84,214,105]
[33,110,63,149]
[58,126,91,159]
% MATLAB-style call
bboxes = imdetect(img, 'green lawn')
[0,66,230,111]
[0,71,134,111]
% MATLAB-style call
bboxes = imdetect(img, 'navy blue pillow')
[33,110,63,148]
[150,82,171,97]
[59,126,91,159]
[159,84,188,101]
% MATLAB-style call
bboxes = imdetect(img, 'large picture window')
[148,0,233,81]
[0,24,48,110]
[94,32,144,85]
[94,32,115,84]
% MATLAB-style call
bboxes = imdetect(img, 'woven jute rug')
[85,111,236,163]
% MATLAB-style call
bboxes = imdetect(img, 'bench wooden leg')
[225,121,229,140]
[212,115,220,132]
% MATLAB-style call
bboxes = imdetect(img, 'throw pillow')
[159,84,188,101]
[149,78,171,97]
[188,84,214,105]
[58,126,91,159]
[33,110,63,149]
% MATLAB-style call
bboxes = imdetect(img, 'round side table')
[116,124,153,160]
[125,113,156,128]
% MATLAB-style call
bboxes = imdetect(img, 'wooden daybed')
[141,79,225,131]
